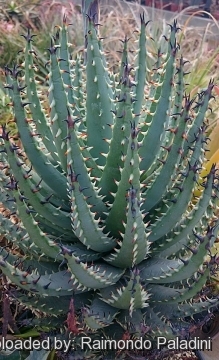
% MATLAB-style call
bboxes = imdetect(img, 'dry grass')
[1,0,219,89]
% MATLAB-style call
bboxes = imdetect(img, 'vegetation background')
[1,0,219,194]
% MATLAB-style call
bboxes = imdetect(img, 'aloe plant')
[0,1,219,357]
